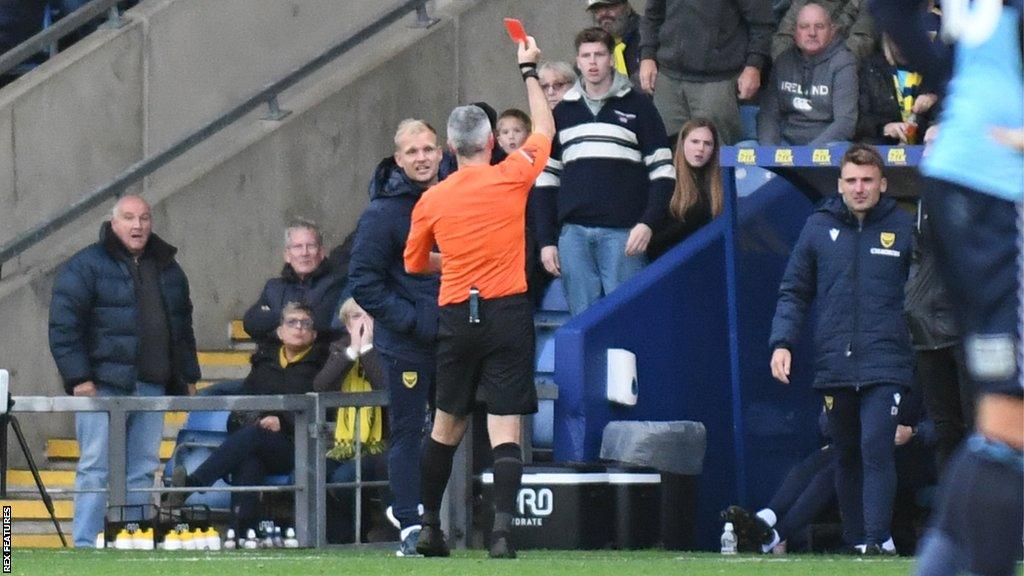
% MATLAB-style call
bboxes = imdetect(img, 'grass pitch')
[8,549,918,576]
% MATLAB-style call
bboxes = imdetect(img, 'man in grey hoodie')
[758,2,859,145]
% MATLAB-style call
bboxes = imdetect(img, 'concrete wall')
[0,0,603,459]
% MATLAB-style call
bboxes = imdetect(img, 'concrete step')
[198,350,251,380]
[0,499,74,520]
[11,534,66,548]
[46,439,176,461]
[229,320,255,351]
[5,469,75,488]
[9,519,73,536]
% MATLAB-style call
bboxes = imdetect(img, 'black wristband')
[522,69,539,82]
[518,62,538,71]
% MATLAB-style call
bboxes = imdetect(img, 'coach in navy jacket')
[349,152,454,363]
[769,195,914,389]
[769,144,914,554]
[347,119,454,550]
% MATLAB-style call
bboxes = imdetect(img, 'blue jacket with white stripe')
[532,76,675,248]
[769,195,915,389]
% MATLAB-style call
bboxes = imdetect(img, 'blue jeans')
[73,381,165,547]
[558,224,646,316]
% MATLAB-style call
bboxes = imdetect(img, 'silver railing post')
[293,396,311,547]
[311,393,328,548]
[100,5,125,29]
[410,2,440,28]
[263,95,291,121]
[106,399,128,509]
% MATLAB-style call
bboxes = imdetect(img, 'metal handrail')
[0,0,437,276]
[0,0,124,78]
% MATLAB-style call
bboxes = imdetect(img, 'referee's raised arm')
[518,36,555,140]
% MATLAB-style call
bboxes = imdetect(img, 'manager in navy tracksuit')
[348,119,455,555]
[769,144,914,555]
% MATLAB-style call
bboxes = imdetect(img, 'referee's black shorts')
[435,292,537,417]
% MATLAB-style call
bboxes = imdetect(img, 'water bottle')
[720,522,738,555]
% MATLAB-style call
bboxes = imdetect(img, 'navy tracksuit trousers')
[768,445,837,546]
[382,352,434,530]
[823,384,902,546]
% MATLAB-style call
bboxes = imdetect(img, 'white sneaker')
[386,504,425,530]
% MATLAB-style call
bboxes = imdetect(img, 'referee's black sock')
[421,437,458,524]
[491,442,523,528]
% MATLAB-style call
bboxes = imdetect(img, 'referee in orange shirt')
[403,35,555,559]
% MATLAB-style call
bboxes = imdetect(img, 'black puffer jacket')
[242,260,344,344]
[904,204,959,350]
[49,222,200,395]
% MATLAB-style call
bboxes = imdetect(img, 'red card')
[503,18,527,44]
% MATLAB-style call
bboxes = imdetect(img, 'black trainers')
[415,523,450,557]
[488,531,516,559]
[862,543,897,556]
[721,506,774,552]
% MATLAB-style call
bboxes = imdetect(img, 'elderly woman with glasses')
[167,302,328,532]
[538,61,578,110]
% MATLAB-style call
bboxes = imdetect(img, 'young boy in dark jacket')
[769,144,915,555]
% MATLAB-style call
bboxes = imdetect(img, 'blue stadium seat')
[540,278,568,312]
[181,410,230,432]
[532,398,555,449]
[535,330,556,374]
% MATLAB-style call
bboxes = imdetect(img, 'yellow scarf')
[613,40,628,76]
[326,358,385,461]
[278,344,312,368]
[892,71,922,122]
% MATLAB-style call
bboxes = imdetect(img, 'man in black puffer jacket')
[769,144,914,555]
[904,202,970,473]
[348,118,455,556]
[243,219,344,345]
[48,195,200,547]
